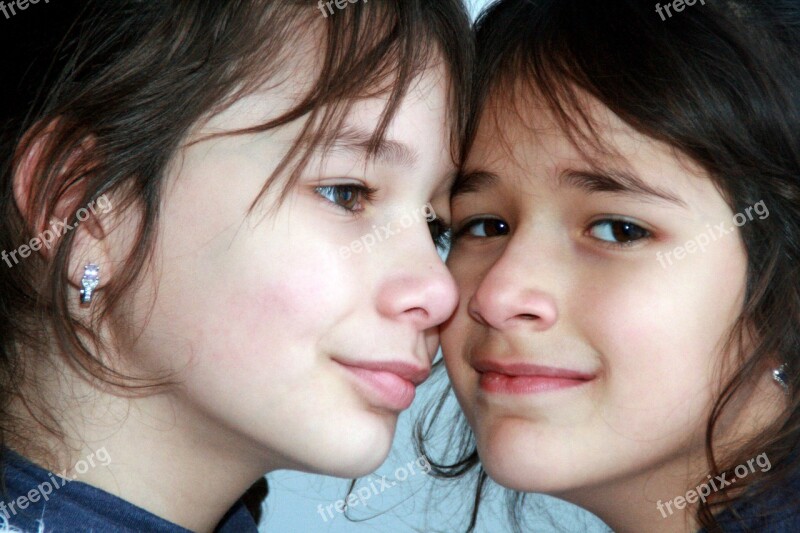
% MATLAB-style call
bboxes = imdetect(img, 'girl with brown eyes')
[419,1,800,531]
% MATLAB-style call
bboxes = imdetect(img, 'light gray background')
[259,1,612,531]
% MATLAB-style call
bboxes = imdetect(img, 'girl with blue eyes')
[0,1,470,531]
[419,0,800,531]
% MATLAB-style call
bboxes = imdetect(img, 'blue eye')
[588,219,649,245]
[455,217,510,239]
[428,218,452,251]
[316,184,375,213]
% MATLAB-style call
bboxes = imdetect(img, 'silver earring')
[79,264,100,305]
[773,363,790,394]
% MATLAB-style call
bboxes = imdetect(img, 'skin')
[441,91,783,532]
[12,48,459,533]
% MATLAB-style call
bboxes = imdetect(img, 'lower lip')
[479,372,592,394]
[339,364,417,411]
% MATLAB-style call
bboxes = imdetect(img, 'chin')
[309,417,397,477]
[482,453,589,494]
[475,423,580,494]
[481,458,564,493]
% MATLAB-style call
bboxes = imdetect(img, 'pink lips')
[473,360,595,395]
[335,359,430,411]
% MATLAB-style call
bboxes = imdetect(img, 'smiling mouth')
[472,361,596,395]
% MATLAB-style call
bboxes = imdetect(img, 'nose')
[468,244,558,332]
[375,234,458,331]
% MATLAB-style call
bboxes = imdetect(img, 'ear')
[12,120,118,296]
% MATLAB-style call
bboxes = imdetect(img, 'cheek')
[129,225,366,448]
[204,237,356,365]
[577,249,747,440]
[440,264,478,367]
[131,200,361,380]
[441,315,470,372]
[440,305,485,431]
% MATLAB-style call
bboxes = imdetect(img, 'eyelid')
[452,214,508,239]
[587,214,655,233]
[315,182,377,216]
[452,214,485,235]
[585,216,653,248]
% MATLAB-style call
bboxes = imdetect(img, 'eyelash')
[586,218,651,248]
[451,216,652,248]
[452,217,510,241]
[315,184,377,215]
[429,219,453,251]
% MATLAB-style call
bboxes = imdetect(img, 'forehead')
[461,87,717,209]
[326,66,458,198]
[467,88,642,172]
[187,57,457,201]
[342,65,454,159]
[190,41,453,147]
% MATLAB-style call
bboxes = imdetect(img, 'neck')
[9,357,277,533]
[561,456,704,533]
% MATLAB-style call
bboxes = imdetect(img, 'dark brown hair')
[0,0,472,521]
[417,0,800,531]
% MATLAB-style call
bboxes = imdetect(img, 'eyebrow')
[318,125,420,168]
[452,167,686,207]
[451,170,500,200]
[558,169,686,206]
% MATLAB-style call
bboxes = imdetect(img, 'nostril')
[408,307,428,318]
[520,314,538,320]
[403,306,433,326]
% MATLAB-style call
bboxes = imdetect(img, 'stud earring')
[80,264,100,305]
[773,363,790,394]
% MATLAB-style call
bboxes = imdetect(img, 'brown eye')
[589,219,649,244]
[458,218,510,238]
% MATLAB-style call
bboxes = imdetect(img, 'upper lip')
[334,358,431,385]
[472,359,596,380]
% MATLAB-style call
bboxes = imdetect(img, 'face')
[442,91,751,500]
[110,59,459,477]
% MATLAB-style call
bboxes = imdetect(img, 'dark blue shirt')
[0,448,258,533]
[696,470,800,533]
